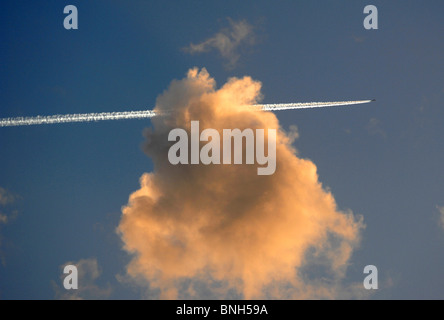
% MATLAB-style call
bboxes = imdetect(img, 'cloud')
[437,206,444,230]
[117,68,364,299]
[0,187,19,266]
[0,187,19,225]
[352,35,365,43]
[0,187,15,207]
[287,125,299,144]
[53,258,112,300]
[183,19,256,68]
[366,118,386,138]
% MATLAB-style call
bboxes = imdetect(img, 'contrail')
[259,99,374,111]
[0,110,157,127]
[0,100,373,127]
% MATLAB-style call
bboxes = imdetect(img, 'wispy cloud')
[0,187,16,207]
[366,118,386,138]
[0,187,19,266]
[183,19,256,68]
[352,35,365,43]
[437,205,444,230]
[53,258,112,300]
[0,187,19,225]
[286,124,299,144]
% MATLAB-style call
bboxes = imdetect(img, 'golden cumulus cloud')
[117,68,364,299]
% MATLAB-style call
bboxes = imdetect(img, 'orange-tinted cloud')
[0,187,19,266]
[117,68,364,299]
[183,19,255,68]
[0,187,15,207]
[437,205,444,230]
[53,258,112,300]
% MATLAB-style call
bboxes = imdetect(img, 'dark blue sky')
[1,0,444,299]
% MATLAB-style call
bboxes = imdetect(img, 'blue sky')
[1,0,444,299]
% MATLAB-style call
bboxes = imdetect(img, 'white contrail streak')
[0,100,373,127]
[0,110,157,127]
[258,99,373,111]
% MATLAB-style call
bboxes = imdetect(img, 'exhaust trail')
[0,100,373,127]
[259,99,373,111]
[0,110,157,127]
